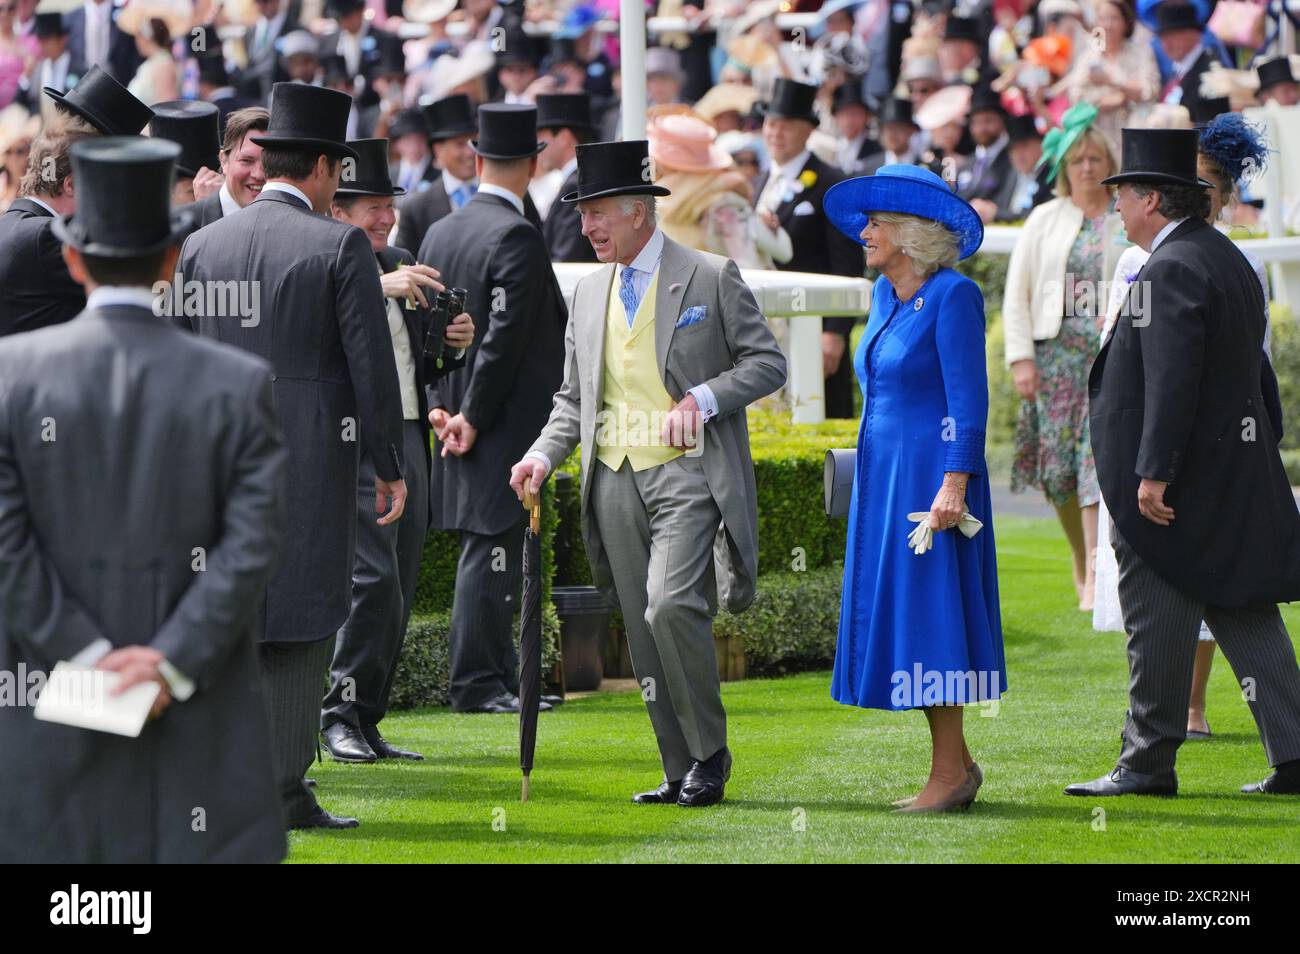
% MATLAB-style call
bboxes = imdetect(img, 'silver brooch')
[914,297,924,311]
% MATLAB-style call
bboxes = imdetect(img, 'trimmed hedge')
[715,563,844,676]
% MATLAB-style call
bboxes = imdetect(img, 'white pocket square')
[675,305,707,328]
[904,509,984,555]
[793,200,816,216]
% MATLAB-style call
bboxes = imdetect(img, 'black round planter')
[552,585,611,692]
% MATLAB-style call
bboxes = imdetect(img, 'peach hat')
[648,113,734,173]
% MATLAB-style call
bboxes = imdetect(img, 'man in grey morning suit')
[1069,128,1300,798]
[174,83,409,830]
[0,137,287,862]
[510,140,787,806]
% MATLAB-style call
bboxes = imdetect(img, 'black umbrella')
[518,488,543,801]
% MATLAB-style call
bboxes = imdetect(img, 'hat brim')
[754,101,818,125]
[52,208,196,258]
[335,182,407,197]
[429,124,478,141]
[561,183,673,203]
[537,120,599,135]
[249,134,361,161]
[823,173,984,259]
[470,139,549,159]
[1100,171,1215,188]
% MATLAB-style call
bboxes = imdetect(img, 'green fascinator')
[1036,101,1099,185]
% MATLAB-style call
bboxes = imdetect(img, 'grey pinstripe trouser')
[260,636,334,826]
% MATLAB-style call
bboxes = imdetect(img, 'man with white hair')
[510,140,786,807]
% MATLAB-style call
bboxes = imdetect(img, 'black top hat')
[536,92,596,134]
[878,96,916,127]
[34,12,68,38]
[1189,96,1230,126]
[759,78,819,124]
[45,64,153,135]
[321,54,351,88]
[423,93,477,141]
[375,34,407,77]
[1257,56,1297,93]
[547,36,580,67]
[252,82,359,159]
[336,138,405,196]
[496,28,539,68]
[1102,127,1213,188]
[197,51,229,88]
[1155,3,1202,33]
[944,16,982,44]
[831,82,873,115]
[970,85,1007,117]
[389,107,429,140]
[1006,112,1042,143]
[53,136,193,258]
[327,0,366,16]
[471,103,546,159]
[149,100,221,178]
[561,139,672,203]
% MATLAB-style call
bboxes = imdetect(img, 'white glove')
[905,509,984,556]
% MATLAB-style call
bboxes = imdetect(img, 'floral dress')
[1010,207,1107,507]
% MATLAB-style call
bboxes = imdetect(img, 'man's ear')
[62,174,75,199]
[475,154,485,178]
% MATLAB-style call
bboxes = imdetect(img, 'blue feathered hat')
[824,164,985,260]
[1198,112,1269,188]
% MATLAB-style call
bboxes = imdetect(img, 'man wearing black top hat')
[493,25,539,105]
[1068,127,1300,799]
[319,0,399,111]
[0,64,151,339]
[389,108,436,194]
[860,96,921,176]
[174,82,408,830]
[0,136,288,862]
[320,138,474,762]
[150,100,222,207]
[192,24,255,130]
[65,0,143,86]
[754,77,864,420]
[831,83,880,176]
[988,113,1051,223]
[941,15,998,88]
[23,11,75,115]
[957,86,1012,206]
[1256,55,1299,107]
[1155,3,1220,122]
[394,93,477,256]
[419,103,567,714]
[180,106,269,229]
[537,92,598,263]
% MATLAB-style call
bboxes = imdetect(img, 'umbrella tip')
[521,774,530,802]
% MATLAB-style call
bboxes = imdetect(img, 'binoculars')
[423,286,469,365]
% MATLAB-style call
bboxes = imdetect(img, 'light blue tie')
[452,183,474,208]
[619,266,639,328]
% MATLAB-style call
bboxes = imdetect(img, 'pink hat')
[648,114,734,173]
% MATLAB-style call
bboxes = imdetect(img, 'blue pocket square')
[675,305,707,329]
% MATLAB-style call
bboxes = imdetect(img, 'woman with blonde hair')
[0,103,37,212]
[1003,102,1124,611]
[648,112,791,268]
[827,165,1004,814]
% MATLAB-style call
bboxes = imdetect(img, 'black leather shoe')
[1241,759,1300,794]
[459,692,553,714]
[361,724,424,761]
[1063,766,1177,797]
[678,747,732,807]
[632,779,682,804]
[288,808,360,830]
[541,694,564,706]
[304,777,317,788]
[321,722,377,763]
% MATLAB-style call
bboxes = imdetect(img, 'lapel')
[585,263,616,412]
[654,234,697,382]
[776,154,818,225]
[751,169,770,209]
[376,245,424,354]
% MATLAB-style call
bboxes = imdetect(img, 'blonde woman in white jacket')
[1002,104,1125,610]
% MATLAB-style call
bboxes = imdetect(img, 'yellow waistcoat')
[595,269,683,472]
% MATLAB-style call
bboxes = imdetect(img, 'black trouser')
[322,420,429,731]
[824,328,855,419]
[260,636,334,826]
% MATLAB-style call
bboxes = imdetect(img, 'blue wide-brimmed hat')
[824,164,984,259]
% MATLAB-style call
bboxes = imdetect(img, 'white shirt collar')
[477,182,524,216]
[441,168,473,195]
[88,286,158,311]
[976,132,1009,160]
[1151,217,1187,252]
[778,149,811,184]
[24,196,58,216]
[262,181,313,208]
[85,0,111,22]
[218,182,242,216]
[560,155,579,180]
[624,226,664,275]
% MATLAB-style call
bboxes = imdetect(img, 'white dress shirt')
[218,182,242,217]
[382,277,421,420]
[261,180,313,208]
[40,51,72,92]
[1149,217,1187,253]
[477,181,524,216]
[84,0,112,71]
[758,148,811,212]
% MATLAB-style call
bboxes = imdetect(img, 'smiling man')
[183,107,268,229]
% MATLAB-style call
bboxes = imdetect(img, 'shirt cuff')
[688,384,718,422]
[524,450,552,474]
[158,659,196,702]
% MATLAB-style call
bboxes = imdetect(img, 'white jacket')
[1001,196,1127,366]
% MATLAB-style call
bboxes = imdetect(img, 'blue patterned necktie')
[452,183,474,208]
[619,266,639,328]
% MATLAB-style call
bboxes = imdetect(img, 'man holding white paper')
[0,136,289,863]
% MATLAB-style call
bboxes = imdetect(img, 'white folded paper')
[905,509,984,555]
[33,662,160,738]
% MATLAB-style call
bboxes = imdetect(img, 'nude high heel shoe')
[891,763,982,809]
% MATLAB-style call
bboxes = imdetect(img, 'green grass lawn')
[288,516,1300,863]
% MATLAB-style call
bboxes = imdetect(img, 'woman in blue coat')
[826,165,1006,814]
